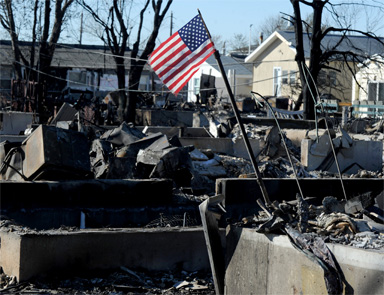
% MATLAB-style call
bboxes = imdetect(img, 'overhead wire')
[300,62,348,201]
[0,47,301,96]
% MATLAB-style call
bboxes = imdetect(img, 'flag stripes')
[148,14,215,95]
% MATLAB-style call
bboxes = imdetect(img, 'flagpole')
[197,9,271,207]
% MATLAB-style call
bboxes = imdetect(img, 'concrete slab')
[225,226,384,295]
[179,137,260,160]
[0,227,225,282]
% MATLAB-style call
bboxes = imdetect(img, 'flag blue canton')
[178,15,209,52]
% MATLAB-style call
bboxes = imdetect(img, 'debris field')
[0,99,383,294]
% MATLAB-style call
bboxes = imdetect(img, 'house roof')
[205,55,252,77]
[0,40,150,70]
[245,30,384,63]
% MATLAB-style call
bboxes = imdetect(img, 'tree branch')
[139,0,173,60]
[131,0,150,58]
[113,0,128,56]
[298,0,314,7]
[78,0,109,29]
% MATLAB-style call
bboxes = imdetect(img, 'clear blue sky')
[2,0,381,47]
[153,0,313,44]
[152,0,384,46]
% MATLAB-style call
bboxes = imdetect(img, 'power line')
[1,44,303,96]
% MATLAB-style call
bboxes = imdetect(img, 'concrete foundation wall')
[301,138,383,174]
[2,206,201,230]
[0,227,225,282]
[225,226,384,295]
[0,179,174,209]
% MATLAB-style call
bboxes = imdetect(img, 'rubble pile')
[229,123,272,141]
[0,267,214,295]
[235,192,384,250]
[88,122,269,194]
[230,191,384,294]
[346,118,384,135]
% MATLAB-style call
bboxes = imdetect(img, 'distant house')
[0,40,154,104]
[187,55,252,103]
[351,55,384,117]
[352,54,384,102]
[245,31,384,106]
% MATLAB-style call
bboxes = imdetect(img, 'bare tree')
[211,34,225,54]
[0,0,75,118]
[1,0,74,78]
[258,14,291,39]
[0,0,24,79]
[39,0,75,77]
[290,0,384,119]
[79,0,173,124]
[229,33,248,52]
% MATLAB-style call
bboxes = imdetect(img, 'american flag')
[148,15,215,95]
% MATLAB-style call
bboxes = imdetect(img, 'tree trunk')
[126,60,145,124]
[305,0,326,120]
[4,0,22,79]
[115,56,127,123]
[291,0,306,113]
[291,0,326,120]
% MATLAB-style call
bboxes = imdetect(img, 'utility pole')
[170,12,173,36]
[79,12,83,45]
[249,24,253,54]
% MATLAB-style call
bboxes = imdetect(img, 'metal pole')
[198,10,271,206]
[249,24,253,54]
[80,12,83,45]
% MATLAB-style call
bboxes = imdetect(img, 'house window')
[193,78,200,95]
[329,71,337,86]
[273,67,282,96]
[318,70,326,85]
[68,70,87,89]
[282,70,288,84]
[368,81,384,102]
[289,70,296,84]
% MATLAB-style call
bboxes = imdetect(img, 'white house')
[352,55,384,102]
[187,55,252,103]
[352,55,384,117]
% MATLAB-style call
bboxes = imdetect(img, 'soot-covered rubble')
[1,98,383,294]
[0,266,215,295]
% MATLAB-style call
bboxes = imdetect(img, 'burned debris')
[1,94,383,295]
[0,267,215,295]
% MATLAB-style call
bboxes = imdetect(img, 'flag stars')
[178,15,209,51]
